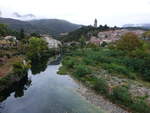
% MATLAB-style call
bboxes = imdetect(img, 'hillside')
[0,17,81,35]
[61,25,111,42]
[28,19,80,35]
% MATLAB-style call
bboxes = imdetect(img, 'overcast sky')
[0,0,150,26]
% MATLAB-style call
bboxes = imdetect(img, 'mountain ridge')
[123,23,150,29]
[0,17,81,35]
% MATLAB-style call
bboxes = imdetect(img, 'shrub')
[131,99,150,113]
[62,57,76,68]
[101,41,107,47]
[94,78,109,94]
[111,86,132,106]
[57,66,67,75]
[83,58,95,65]
[72,50,84,56]
[13,62,25,75]
[102,49,125,57]
[102,63,130,76]
[143,70,150,81]
[74,64,92,77]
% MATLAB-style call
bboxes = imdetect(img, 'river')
[0,56,103,113]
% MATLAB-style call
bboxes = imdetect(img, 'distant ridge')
[0,17,81,35]
[123,23,150,29]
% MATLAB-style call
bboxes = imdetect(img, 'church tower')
[94,18,97,28]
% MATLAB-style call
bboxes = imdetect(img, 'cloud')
[13,12,35,18]
[12,12,36,20]
[23,14,35,18]
[13,12,21,17]
[1,0,150,26]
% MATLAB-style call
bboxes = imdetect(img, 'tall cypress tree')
[20,28,25,40]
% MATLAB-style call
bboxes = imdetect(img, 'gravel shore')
[76,83,130,113]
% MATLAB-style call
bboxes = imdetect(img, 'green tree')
[20,28,25,39]
[26,37,49,60]
[79,35,86,48]
[30,32,40,37]
[143,30,150,40]
[0,24,8,36]
[116,32,142,51]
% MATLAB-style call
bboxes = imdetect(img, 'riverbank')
[58,47,150,113]
[0,57,29,93]
[58,67,129,113]
[76,82,129,113]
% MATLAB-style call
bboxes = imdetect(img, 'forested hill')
[0,17,81,35]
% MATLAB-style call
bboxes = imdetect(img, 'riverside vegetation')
[0,36,52,93]
[58,32,150,113]
[1,37,56,86]
[0,24,56,94]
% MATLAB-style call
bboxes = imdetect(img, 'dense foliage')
[58,32,150,113]
[0,23,21,39]
[0,24,9,36]
[26,37,50,61]
[116,32,143,51]
[143,30,150,40]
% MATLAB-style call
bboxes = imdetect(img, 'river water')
[0,57,103,113]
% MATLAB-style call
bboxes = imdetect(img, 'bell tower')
[94,18,97,28]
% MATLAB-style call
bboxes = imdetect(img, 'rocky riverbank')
[76,81,129,113]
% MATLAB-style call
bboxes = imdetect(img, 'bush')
[57,66,67,75]
[131,99,150,113]
[83,57,95,65]
[111,86,132,106]
[102,63,130,76]
[13,62,25,74]
[111,86,150,113]
[101,41,107,47]
[101,49,125,57]
[62,57,76,68]
[94,78,109,94]
[74,64,92,77]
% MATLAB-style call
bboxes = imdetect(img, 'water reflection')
[31,55,62,75]
[0,55,58,102]
[0,75,31,102]
[31,56,49,75]
[0,55,103,113]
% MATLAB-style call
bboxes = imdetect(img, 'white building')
[43,36,62,49]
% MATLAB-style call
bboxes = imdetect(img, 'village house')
[90,36,101,45]
[90,29,145,46]
[42,35,62,48]
[4,36,17,41]
[0,36,18,49]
